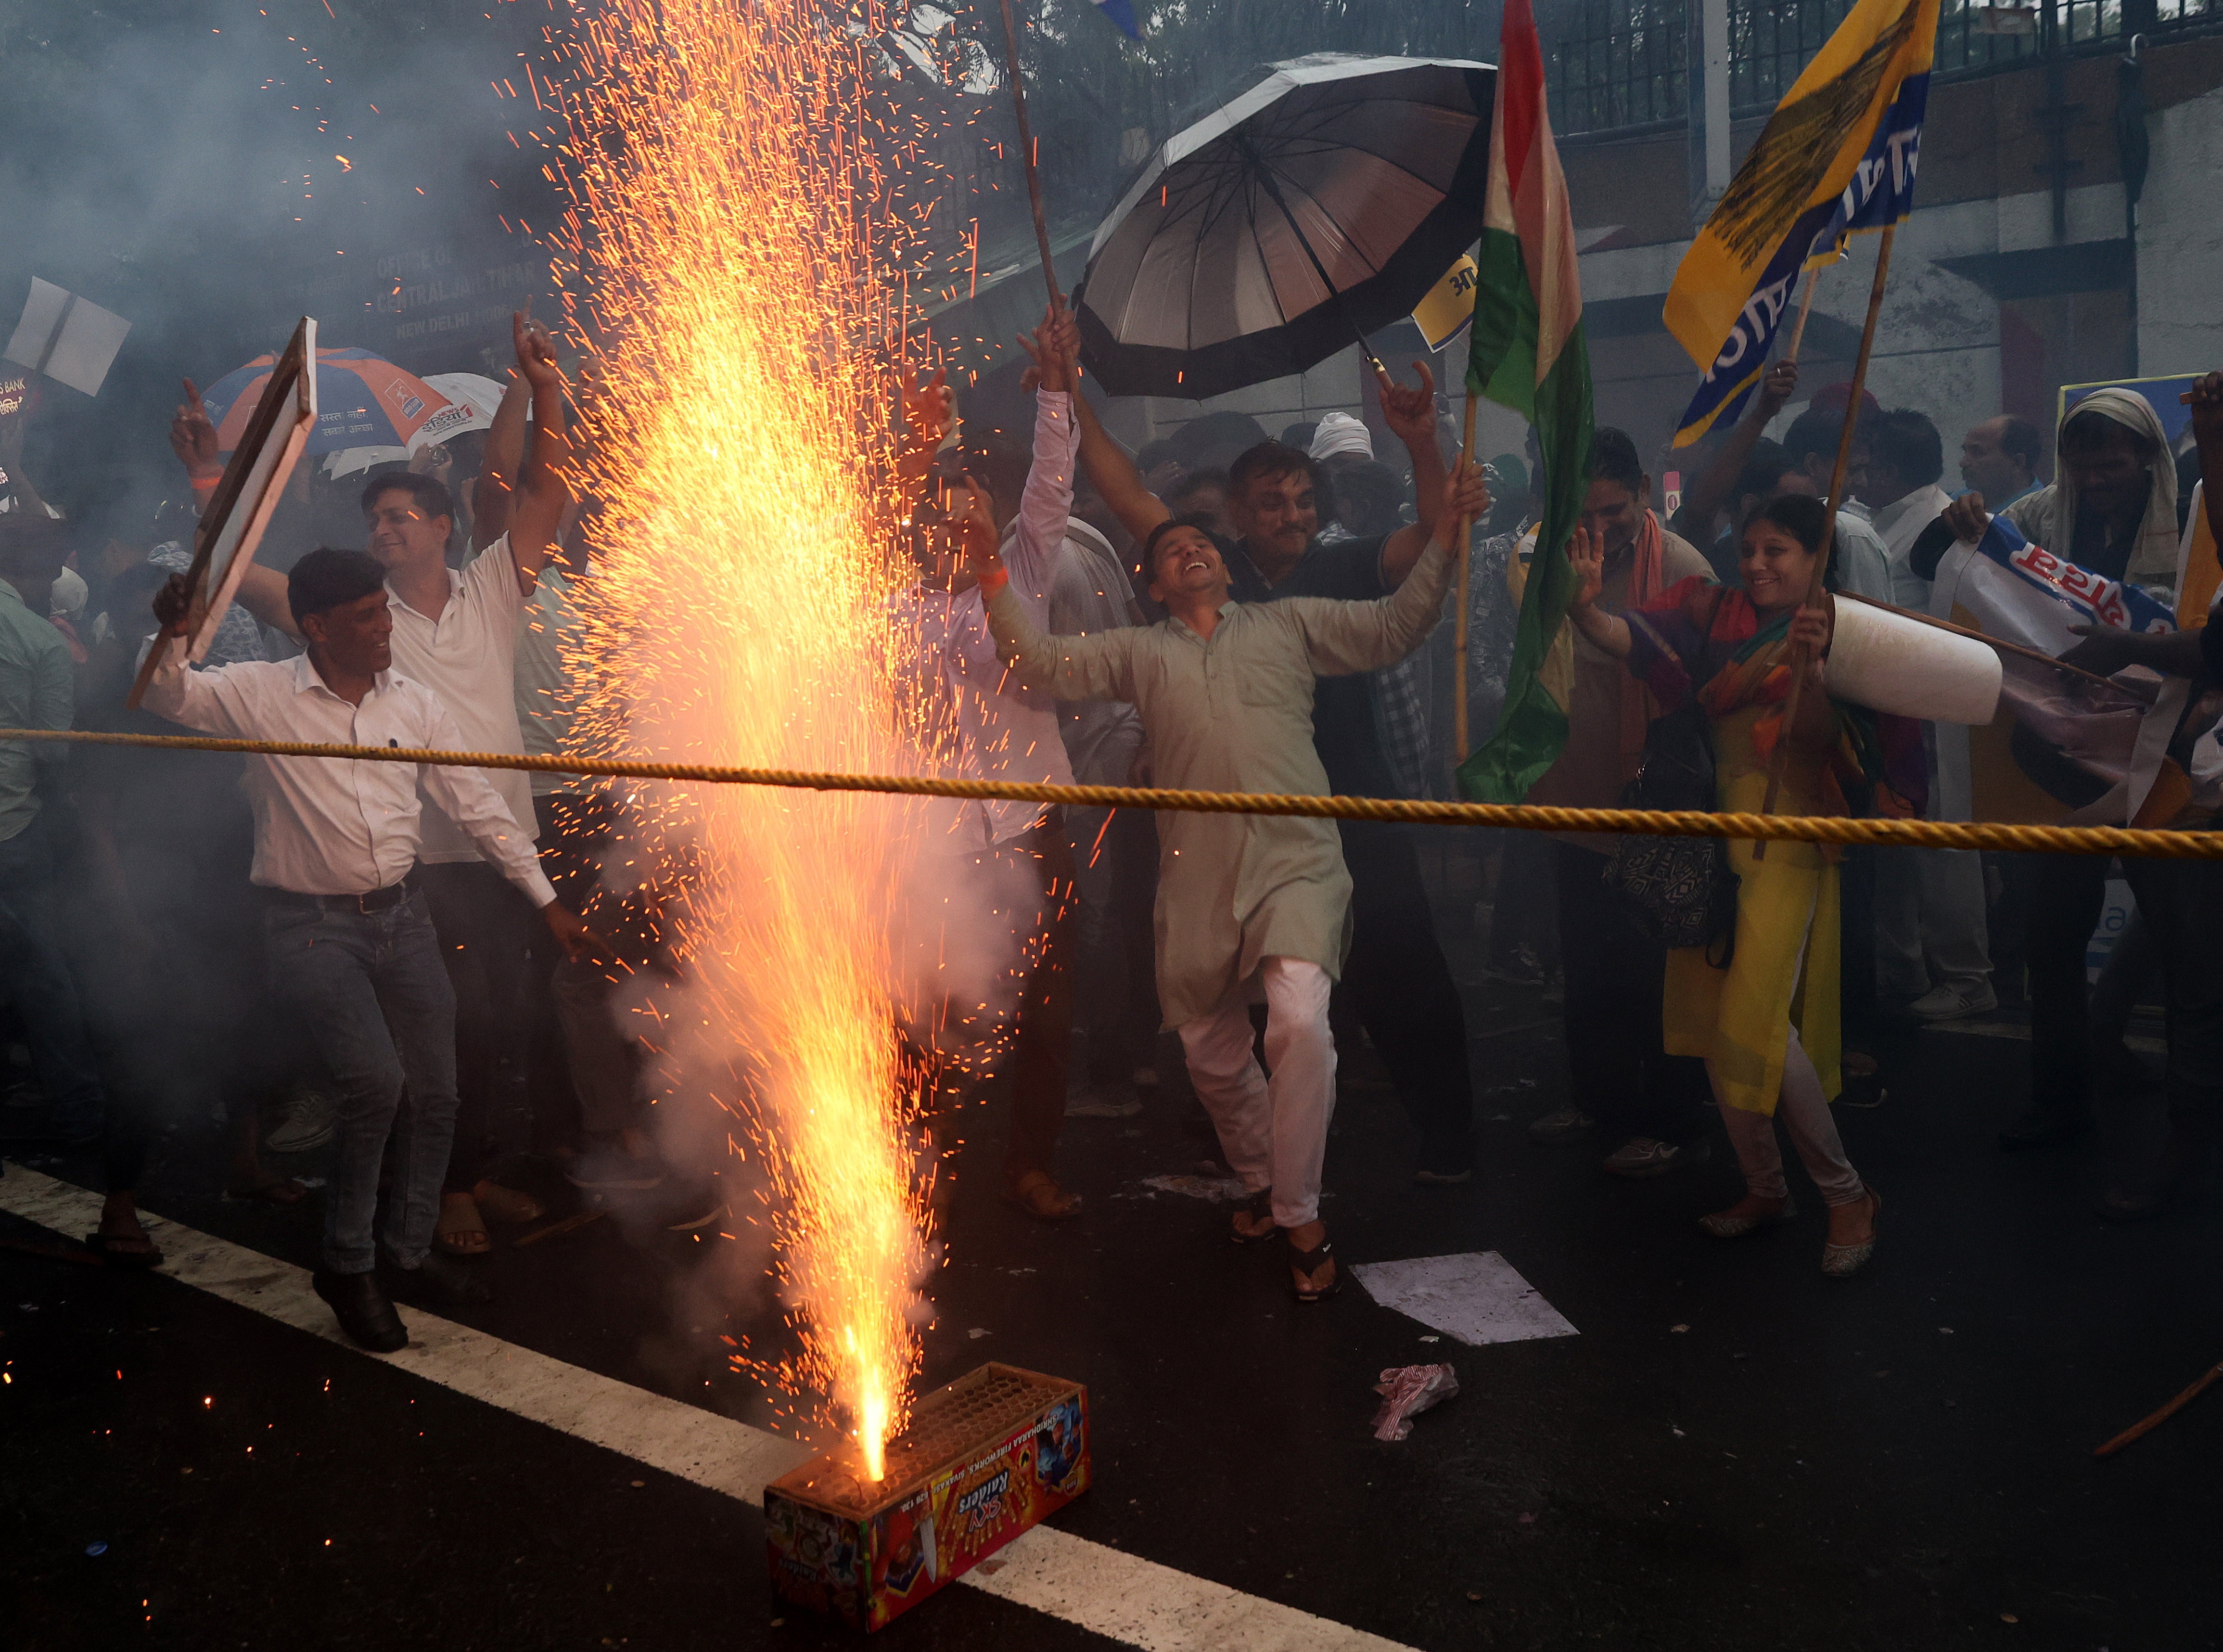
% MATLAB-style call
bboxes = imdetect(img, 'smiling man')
[967,464,1475,1304]
[1072,377,1487,1186]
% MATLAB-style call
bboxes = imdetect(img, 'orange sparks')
[550,0,939,1484]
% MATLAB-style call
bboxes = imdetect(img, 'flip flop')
[84,1231,164,1270]
[437,1191,493,1256]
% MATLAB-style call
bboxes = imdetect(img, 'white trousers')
[1177,957,1336,1229]
[1874,846,1992,998]
[1711,1025,1865,1207]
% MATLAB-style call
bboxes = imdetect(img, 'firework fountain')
[548,0,944,1484]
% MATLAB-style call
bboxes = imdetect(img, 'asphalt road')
[4,872,2219,1652]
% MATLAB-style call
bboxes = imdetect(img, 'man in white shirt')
[155,551,596,1360]
[214,314,574,1255]
[1859,409,1996,1022]
[895,318,1087,1221]
[149,547,591,1351]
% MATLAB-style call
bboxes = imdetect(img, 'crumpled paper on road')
[1371,1363,1458,1440]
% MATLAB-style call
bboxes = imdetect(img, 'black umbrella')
[1073,53,1496,402]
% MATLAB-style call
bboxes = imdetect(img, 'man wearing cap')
[145,548,593,1352]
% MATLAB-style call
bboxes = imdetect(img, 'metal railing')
[1545,0,2223,138]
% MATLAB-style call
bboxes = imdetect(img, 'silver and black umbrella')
[1073,53,1496,401]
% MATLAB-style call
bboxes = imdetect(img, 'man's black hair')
[1180,410,1271,467]
[1139,512,1222,584]
[1996,414,2045,475]
[1734,438,1795,502]
[1278,420,1319,453]
[2060,405,2161,461]
[1782,403,1868,468]
[360,469,455,526]
[1584,426,1644,495]
[1227,440,1318,497]
[288,546,388,627]
[1870,409,1944,490]
[1167,466,1230,508]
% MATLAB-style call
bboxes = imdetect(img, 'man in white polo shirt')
[147,548,592,1351]
[224,313,574,1256]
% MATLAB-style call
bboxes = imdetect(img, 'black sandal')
[1230,1189,1276,1244]
[1285,1232,1340,1303]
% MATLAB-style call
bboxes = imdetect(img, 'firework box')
[764,1363,1090,1632]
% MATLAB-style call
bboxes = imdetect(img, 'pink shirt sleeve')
[1001,390,1077,607]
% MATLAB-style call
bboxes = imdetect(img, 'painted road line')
[0,1165,1416,1652]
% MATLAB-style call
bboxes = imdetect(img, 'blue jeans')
[0,815,106,1134]
[264,888,459,1273]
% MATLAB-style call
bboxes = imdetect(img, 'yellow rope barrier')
[4,725,2214,858]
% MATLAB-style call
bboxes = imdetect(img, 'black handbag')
[1602,663,1738,965]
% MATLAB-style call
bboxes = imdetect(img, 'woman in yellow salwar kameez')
[1568,496,1922,1277]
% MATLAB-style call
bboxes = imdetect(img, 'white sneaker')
[1527,1105,1595,1143]
[1907,983,1997,1022]
[1602,1137,1682,1178]
[263,1090,336,1155]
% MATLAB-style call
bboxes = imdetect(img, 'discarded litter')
[85,1542,107,1557]
[1670,1324,1689,1333]
[1139,1174,1250,1203]
[967,1328,991,1340]
[1371,1363,1458,1441]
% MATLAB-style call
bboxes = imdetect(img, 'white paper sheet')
[4,278,131,397]
[1351,1251,1578,1346]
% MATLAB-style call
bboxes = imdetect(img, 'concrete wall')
[2138,81,2223,376]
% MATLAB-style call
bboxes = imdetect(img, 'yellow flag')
[1411,253,1480,353]
[1664,0,1939,445]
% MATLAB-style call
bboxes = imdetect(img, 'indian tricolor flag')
[1456,0,1596,805]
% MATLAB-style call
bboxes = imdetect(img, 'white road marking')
[2,1165,1415,1652]
[1351,1252,1578,1346]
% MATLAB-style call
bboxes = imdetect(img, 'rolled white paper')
[1823,599,2002,725]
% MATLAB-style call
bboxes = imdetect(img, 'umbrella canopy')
[1075,54,1496,401]
[422,372,513,435]
[199,347,477,456]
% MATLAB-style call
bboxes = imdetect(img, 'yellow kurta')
[984,541,1454,1027]
[1663,703,1841,1114]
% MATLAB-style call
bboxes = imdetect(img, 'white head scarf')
[2055,387,2179,584]
[1308,411,1374,463]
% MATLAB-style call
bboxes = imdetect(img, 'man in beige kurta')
[976,505,1456,1265]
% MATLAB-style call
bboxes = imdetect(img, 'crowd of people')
[2,297,2220,1339]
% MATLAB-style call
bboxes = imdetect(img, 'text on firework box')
[764,1362,1090,1632]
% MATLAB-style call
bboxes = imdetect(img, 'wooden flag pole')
[1754,224,1896,857]
[1786,265,1821,361]
[997,0,1064,312]
[1453,393,1482,762]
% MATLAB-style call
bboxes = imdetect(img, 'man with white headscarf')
[1998,387,2178,588]
[1961,387,2182,1150]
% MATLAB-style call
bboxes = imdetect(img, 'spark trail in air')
[549,0,943,1481]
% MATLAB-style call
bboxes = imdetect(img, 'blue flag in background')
[1092,0,1141,38]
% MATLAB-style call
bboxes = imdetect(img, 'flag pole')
[1786,265,1821,361]
[1453,392,1481,762]
[996,0,1064,312]
[1753,224,1896,856]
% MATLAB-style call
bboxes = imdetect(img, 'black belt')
[264,870,421,915]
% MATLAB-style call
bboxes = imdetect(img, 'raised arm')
[141,575,260,730]
[168,382,305,640]
[896,367,953,510]
[1377,359,1449,586]
[1072,381,1170,543]
[961,479,1136,701]
[472,370,531,552]
[1673,359,1798,546]
[502,313,572,588]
